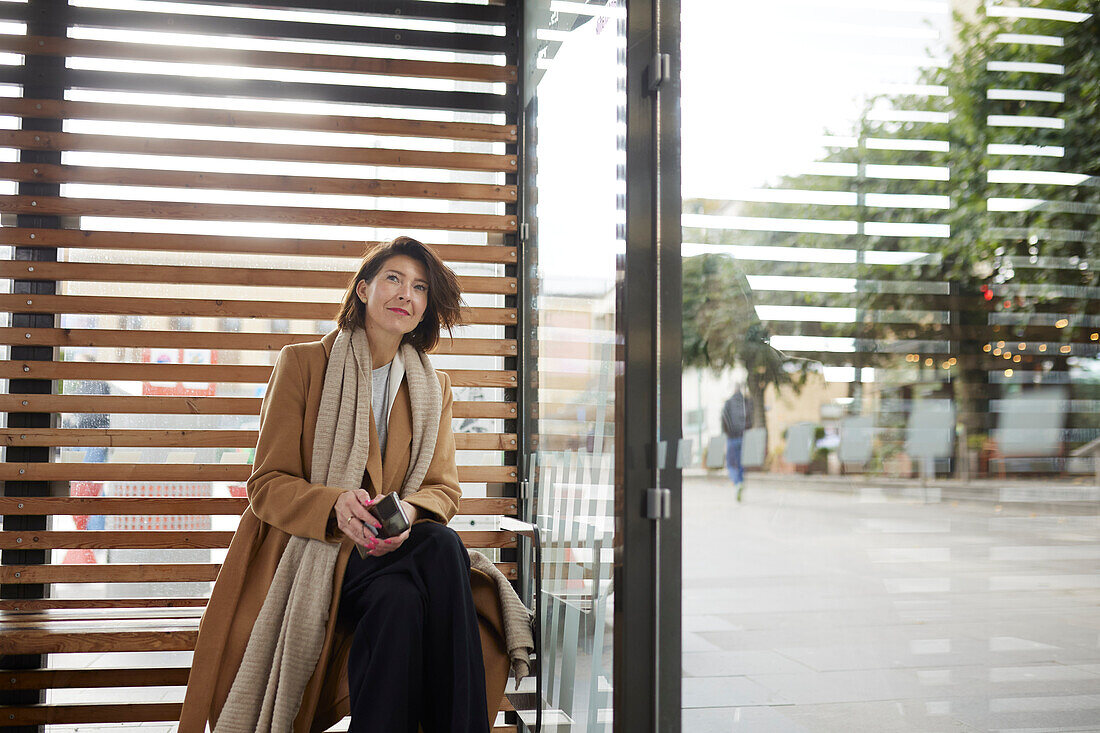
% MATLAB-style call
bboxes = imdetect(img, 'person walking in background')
[721,386,753,502]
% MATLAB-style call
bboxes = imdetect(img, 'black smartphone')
[368,493,411,539]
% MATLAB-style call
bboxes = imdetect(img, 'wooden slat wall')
[1,1,519,608]
[0,2,523,729]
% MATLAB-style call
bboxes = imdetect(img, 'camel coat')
[179,330,510,732]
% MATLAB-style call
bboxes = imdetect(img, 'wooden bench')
[0,495,542,731]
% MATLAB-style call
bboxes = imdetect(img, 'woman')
[179,237,510,733]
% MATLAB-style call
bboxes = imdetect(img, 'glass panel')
[682,1,1100,729]
[523,1,624,729]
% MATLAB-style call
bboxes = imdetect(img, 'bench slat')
[0,530,517,550]
[0,630,197,655]
[4,667,191,689]
[0,360,518,388]
[0,598,208,611]
[0,429,519,451]
[0,562,517,585]
[0,462,515,483]
[0,702,184,726]
[0,395,517,420]
[0,704,517,729]
[0,496,518,516]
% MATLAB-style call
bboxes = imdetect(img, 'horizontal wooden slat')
[0,463,516,483]
[0,327,518,356]
[0,130,517,173]
[0,261,518,295]
[0,529,515,550]
[4,666,191,690]
[0,598,209,611]
[0,293,513,325]
[0,99,517,144]
[0,608,203,622]
[0,429,260,448]
[0,361,517,388]
[1,228,517,264]
[0,161,517,203]
[0,702,185,725]
[0,395,517,418]
[0,497,249,516]
[4,360,272,384]
[0,531,235,550]
[0,429,518,451]
[0,564,221,584]
[0,496,518,516]
[0,561,516,584]
[0,703,515,729]
[0,196,517,233]
[0,36,517,84]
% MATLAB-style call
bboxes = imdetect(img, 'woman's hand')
[334,490,382,551]
[334,491,421,557]
[360,499,420,557]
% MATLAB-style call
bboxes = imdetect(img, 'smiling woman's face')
[355,254,429,339]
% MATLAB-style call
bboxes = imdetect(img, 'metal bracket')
[519,221,530,242]
[647,52,671,93]
[645,487,671,520]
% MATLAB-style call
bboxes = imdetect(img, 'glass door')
[519,0,681,731]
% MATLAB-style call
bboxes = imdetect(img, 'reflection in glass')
[683,2,1100,730]
[524,0,623,729]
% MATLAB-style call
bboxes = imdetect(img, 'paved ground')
[682,474,1100,733]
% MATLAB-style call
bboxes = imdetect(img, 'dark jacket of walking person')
[179,237,510,733]
[721,389,754,499]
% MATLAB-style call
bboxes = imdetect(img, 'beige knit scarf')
[214,328,440,733]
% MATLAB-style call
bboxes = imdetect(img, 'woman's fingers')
[339,491,381,531]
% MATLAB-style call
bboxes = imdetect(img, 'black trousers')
[338,521,490,733]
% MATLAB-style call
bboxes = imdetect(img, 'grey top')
[372,362,392,457]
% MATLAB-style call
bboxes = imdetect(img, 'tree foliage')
[683,2,1100,449]
[682,253,807,430]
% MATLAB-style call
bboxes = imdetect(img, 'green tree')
[682,252,807,436]
[685,1,1100,466]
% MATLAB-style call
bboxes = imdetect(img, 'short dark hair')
[335,236,463,353]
